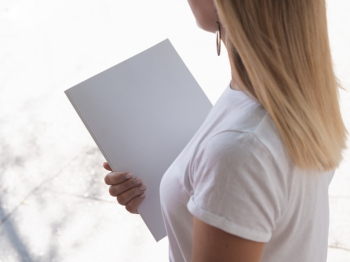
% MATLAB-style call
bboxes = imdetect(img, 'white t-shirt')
[159,81,335,262]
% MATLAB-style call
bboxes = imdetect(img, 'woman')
[103,0,348,261]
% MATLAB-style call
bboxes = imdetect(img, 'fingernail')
[133,178,142,185]
[125,173,132,179]
[139,192,146,198]
[139,184,146,191]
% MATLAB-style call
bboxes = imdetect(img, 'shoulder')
[197,130,276,170]
[189,130,288,242]
[192,126,289,204]
[192,130,282,193]
[199,111,291,173]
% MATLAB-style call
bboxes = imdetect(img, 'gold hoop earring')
[216,21,221,56]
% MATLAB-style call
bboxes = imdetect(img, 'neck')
[220,26,240,91]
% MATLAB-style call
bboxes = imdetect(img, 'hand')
[103,162,147,214]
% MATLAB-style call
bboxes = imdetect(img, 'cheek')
[195,19,203,30]
[187,0,217,33]
[187,0,201,19]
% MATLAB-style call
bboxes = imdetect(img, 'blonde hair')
[214,0,348,173]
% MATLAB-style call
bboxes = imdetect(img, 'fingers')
[124,193,146,214]
[115,185,146,205]
[104,171,132,185]
[112,179,147,214]
[102,161,145,215]
[109,178,146,198]
[103,162,112,171]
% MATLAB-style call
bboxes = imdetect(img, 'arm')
[192,216,265,262]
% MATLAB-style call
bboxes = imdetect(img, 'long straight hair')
[214,0,348,173]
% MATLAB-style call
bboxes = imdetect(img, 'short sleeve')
[187,131,285,243]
